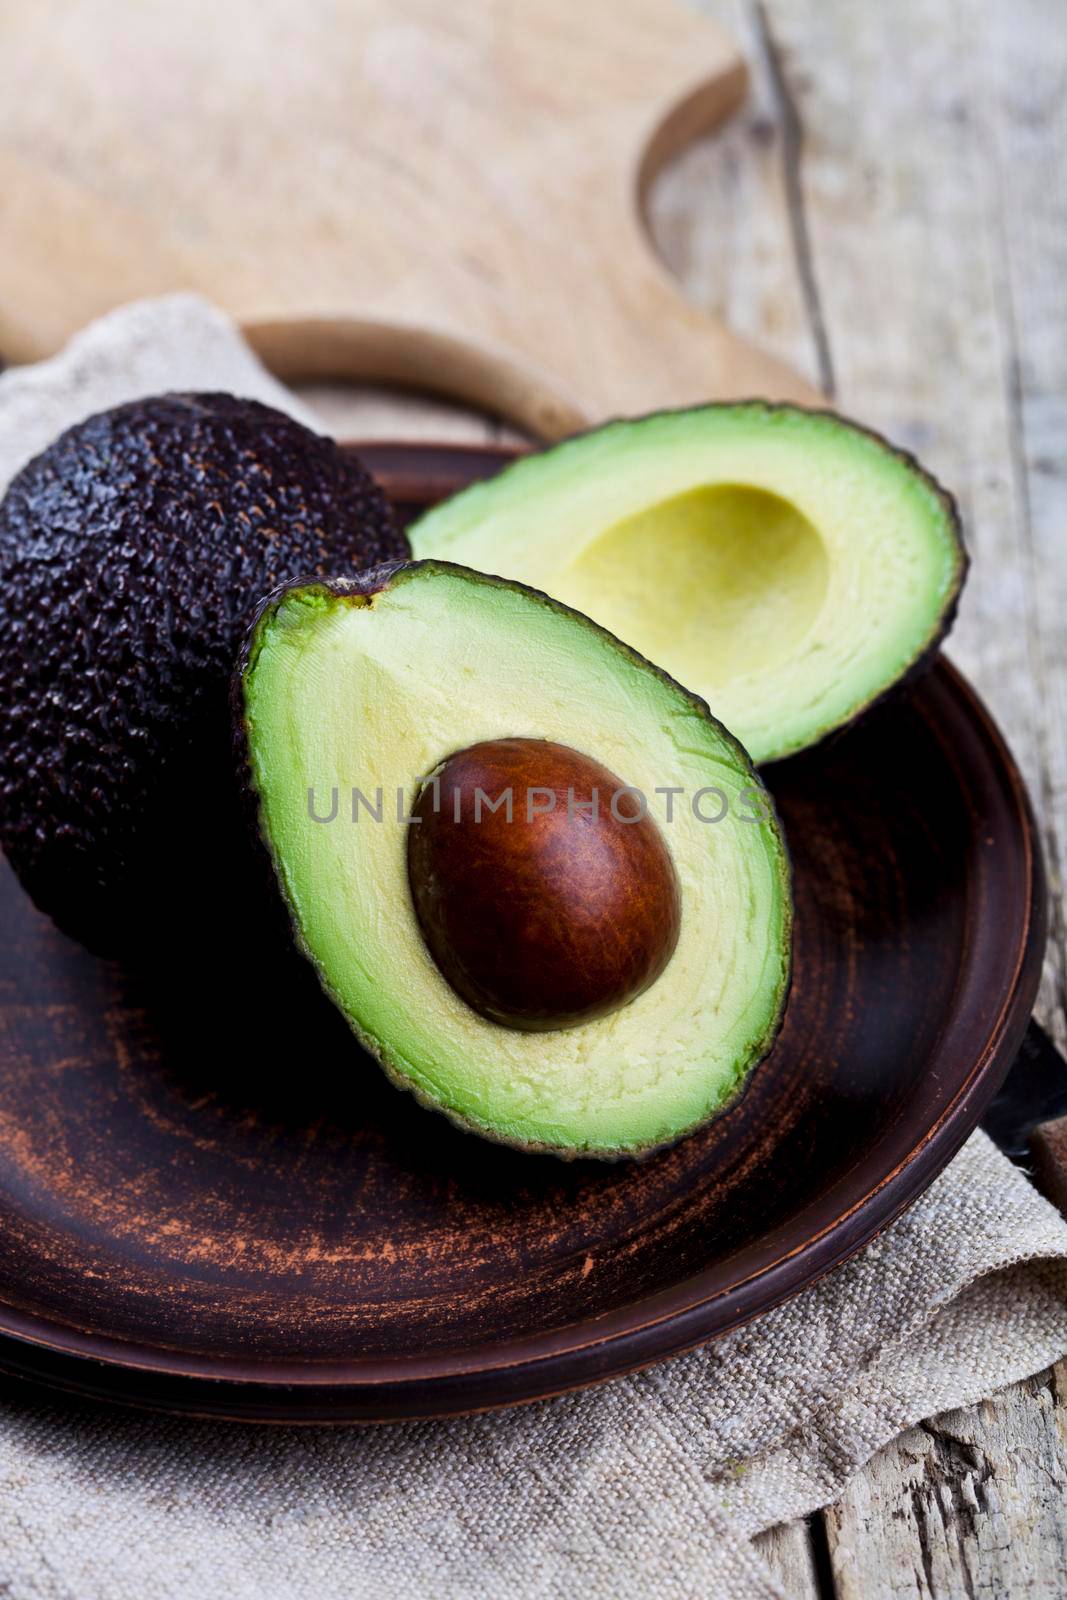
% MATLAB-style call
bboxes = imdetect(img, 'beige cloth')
[0,298,1065,1599]
[0,294,321,486]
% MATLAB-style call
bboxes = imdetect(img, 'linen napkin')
[0,296,1065,1600]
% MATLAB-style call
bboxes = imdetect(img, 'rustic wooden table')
[300,2,1067,1593]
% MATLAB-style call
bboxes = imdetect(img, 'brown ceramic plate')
[0,442,1045,1422]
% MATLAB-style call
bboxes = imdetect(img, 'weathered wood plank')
[649,0,821,394]
[754,1518,825,1600]
[976,0,1067,1058]
[668,2,1067,1594]
[823,1361,1067,1599]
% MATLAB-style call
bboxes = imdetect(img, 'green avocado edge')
[232,558,794,1160]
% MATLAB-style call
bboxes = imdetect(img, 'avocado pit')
[406,738,681,1031]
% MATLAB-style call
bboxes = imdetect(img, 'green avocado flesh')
[241,561,791,1159]
[409,405,966,764]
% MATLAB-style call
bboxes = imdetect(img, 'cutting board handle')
[2,1,822,423]
[243,300,819,442]
[242,315,593,441]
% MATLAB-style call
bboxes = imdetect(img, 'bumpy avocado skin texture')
[235,560,793,1161]
[409,403,968,766]
[0,393,408,952]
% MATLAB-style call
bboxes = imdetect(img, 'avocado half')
[409,404,967,765]
[0,393,407,951]
[236,560,792,1159]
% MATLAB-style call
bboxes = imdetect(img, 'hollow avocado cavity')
[408,404,966,765]
[556,484,830,689]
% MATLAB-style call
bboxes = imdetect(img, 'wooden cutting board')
[0,0,818,434]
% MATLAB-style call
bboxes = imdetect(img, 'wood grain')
[644,1,1067,1591]
[823,1363,1067,1599]
[0,0,817,427]
[754,1519,824,1600]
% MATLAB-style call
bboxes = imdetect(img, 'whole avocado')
[0,392,407,953]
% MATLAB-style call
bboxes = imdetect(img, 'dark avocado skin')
[0,393,408,953]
